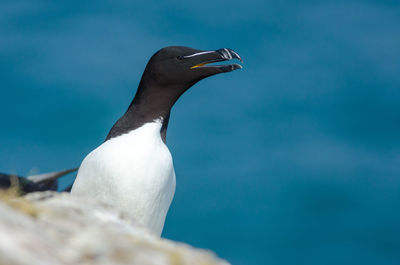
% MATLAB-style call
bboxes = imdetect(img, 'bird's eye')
[176,56,184,61]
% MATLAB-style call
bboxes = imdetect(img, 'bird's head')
[107,46,242,142]
[140,46,242,89]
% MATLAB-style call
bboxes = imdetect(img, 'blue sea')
[1,1,399,264]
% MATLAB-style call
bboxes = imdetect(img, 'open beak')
[184,48,243,73]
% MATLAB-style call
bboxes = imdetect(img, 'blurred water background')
[1,1,399,264]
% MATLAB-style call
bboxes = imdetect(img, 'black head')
[140,46,242,90]
[106,46,242,142]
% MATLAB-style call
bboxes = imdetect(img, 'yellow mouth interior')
[190,62,208,69]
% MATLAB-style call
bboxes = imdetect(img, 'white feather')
[71,119,176,236]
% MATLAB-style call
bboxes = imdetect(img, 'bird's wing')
[0,168,78,193]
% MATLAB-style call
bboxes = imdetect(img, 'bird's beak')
[183,48,243,73]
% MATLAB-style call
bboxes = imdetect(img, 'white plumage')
[71,119,176,236]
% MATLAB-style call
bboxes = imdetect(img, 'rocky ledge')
[0,191,229,265]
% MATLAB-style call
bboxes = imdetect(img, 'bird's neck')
[105,82,189,143]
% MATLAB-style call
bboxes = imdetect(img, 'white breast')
[71,120,176,236]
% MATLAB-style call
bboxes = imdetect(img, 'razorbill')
[0,168,77,193]
[71,46,242,236]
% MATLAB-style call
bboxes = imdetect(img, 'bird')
[0,168,77,193]
[72,46,242,236]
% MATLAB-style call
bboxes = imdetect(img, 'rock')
[0,191,229,265]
